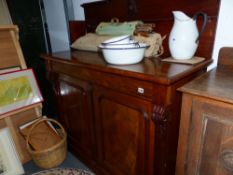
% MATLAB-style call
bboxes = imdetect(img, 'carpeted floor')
[23,152,93,175]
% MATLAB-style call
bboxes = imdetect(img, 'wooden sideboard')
[41,50,211,175]
[176,47,233,175]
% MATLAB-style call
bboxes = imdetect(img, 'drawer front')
[94,72,154,99]
[50,61,155,99]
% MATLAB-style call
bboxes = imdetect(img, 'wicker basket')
[26,118,67,169]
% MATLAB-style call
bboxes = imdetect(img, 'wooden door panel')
[57,74,94,159]
[99,99,143,174]
[186,98,233,175]
[93,86,153,175]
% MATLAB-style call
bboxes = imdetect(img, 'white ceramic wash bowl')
[98,43,149,65]
[101,35,131,45]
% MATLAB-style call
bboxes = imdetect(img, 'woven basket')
[26,118,67,169]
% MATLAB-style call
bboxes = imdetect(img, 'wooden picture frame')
[0,127,24,175]
[0,69,43,116]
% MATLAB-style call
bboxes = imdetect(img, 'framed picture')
[0,68,43,115]
[0,127,24,175]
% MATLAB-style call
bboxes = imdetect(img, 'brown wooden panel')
[218,47,233,68]
[0,30,21,68]
[42,51,211,85]
[82,0,219,23]
[56,74,95,160]
[135,0,219,20]
[182,97,233,175]
[0,26,26,69]
[69,21,86,43]
[93,85,154,175]
[175,93,193,175]
[79,0,220,59]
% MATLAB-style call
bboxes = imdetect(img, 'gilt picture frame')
[0,127,24,175]
[0,68,43,116]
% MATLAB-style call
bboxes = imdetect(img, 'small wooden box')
[0,25,42,163]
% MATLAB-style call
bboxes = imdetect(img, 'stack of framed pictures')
[0,25,44,164]
[0,127,24,175]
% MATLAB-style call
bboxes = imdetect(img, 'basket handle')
[26,118,65,152]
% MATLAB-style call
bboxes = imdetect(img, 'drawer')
[51,61,155,99]
[92,72,155,99]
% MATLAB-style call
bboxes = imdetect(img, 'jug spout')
[172,11,191,21]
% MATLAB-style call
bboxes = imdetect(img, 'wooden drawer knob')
[137,87,144,94]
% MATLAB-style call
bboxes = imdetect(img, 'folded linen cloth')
[71,32,164,58]
[71,33,112,52]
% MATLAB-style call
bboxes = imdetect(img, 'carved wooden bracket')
[151,104,171,135]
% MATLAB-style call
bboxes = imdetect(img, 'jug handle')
[193,12,208,43]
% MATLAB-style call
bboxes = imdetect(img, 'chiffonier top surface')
[41,50,211,85]
[179,67,233,104]
[179,47,233,104]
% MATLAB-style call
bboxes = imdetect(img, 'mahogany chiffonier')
[41,1,220,174]
[176,47,233,175]
[41,50,211,175]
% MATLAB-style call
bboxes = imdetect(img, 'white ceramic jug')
[168,11,208,59]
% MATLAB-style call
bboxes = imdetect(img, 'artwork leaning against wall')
[2,0,58,118]
[0,128,24,175]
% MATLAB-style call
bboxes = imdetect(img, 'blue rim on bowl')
[99,42,140,49]
[98,43,149,50]
[102,40,139,46]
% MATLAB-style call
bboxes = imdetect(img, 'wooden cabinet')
[51,73,95,161]
[178,95,233,175]
[176,48,233,175]
[41,50,211,175]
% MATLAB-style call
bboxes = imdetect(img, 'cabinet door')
[178,95,233,175]
[55,73,95,160]
[93,86,154,175]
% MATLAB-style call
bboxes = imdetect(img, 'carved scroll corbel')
[151,104,171,135]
